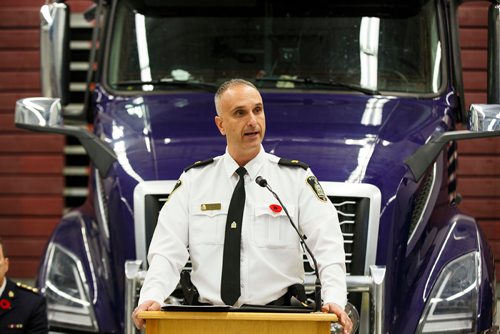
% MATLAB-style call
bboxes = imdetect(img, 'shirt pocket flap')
[252,204,298,248]
[191,202,228,218]
[189,201,229,245]
[255,204,295,219]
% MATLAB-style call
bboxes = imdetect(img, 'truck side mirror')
[405,103,500,182]
[469,104,500,132]
[15,97,64,128]
[40,2,70,105]
[405,2,500,182]
[15,98,116,177]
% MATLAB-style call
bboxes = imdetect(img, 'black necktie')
[221,166,247,305]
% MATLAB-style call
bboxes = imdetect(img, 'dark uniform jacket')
[0,279,48,333]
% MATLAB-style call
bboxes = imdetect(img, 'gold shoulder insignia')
[183,158,214,172]
[166,180,182,203]
[306,176,328,202]
[16,282,39,294]
[278,158,309,170]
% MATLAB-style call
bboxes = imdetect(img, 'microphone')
[255,176,322,312]
[255,176,268,187]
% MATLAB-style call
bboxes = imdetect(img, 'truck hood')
[102,91,446,197]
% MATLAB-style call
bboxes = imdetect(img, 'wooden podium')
[138,310,337,334]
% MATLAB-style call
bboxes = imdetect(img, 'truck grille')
[333,196,370,276]
[143,194,370,276]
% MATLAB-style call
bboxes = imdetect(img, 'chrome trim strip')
[124,260,145,334]
[371,265,386,334]
[40,2,69,99]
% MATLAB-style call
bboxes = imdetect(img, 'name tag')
[201,203,221,211]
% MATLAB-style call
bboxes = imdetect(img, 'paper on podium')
[161,304,314,313]
[161,304,232,312]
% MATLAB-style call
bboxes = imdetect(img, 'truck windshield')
[106,0,442,95]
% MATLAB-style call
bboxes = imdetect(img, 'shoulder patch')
[16,282,39,294]
[306,176,328,202]
[166,180,182,203]
[278,158,309,170]
[183,158,214,172]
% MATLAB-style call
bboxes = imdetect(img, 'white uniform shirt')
[139,147,347,307]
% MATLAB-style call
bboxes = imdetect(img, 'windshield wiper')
[255,77,380,95]
[112,79,218,92]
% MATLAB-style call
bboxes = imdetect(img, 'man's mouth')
[244,131,259,137]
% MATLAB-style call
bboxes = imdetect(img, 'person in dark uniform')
[0,237,48,333]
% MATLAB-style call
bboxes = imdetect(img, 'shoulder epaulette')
[16,282,39,294]
[184,158,214,172]
[278,158,309,170]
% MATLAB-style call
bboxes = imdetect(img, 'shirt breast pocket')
[189,202,228,245]
[252,205,298,248]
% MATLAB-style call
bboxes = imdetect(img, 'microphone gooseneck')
[255,176,322,312]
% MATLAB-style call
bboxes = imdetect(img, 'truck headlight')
[417,251,480,333]
[43,243,99,332]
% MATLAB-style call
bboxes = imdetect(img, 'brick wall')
[0,0,91,278]
[457,2,500,279]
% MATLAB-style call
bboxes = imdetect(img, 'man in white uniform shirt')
[132,79,352,333]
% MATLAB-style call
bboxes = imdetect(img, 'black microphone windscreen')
[255,176,267,187]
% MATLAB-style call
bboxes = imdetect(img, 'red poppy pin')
[0,298,11,310]
[269,204,282,213]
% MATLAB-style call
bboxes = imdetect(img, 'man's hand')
[321,302,353,334]
[132,300,161,330]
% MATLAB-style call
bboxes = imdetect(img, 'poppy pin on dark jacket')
[0,299,11,310]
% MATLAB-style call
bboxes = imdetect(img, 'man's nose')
[247,112,257,126]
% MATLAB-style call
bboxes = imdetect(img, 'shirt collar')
[0,278,6,297]
[223,145,266,182]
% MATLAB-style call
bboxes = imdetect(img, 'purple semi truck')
[14,0,500,333]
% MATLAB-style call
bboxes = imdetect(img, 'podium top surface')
[138,311,338,322]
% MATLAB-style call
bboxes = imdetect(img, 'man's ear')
[215,115,225,135]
